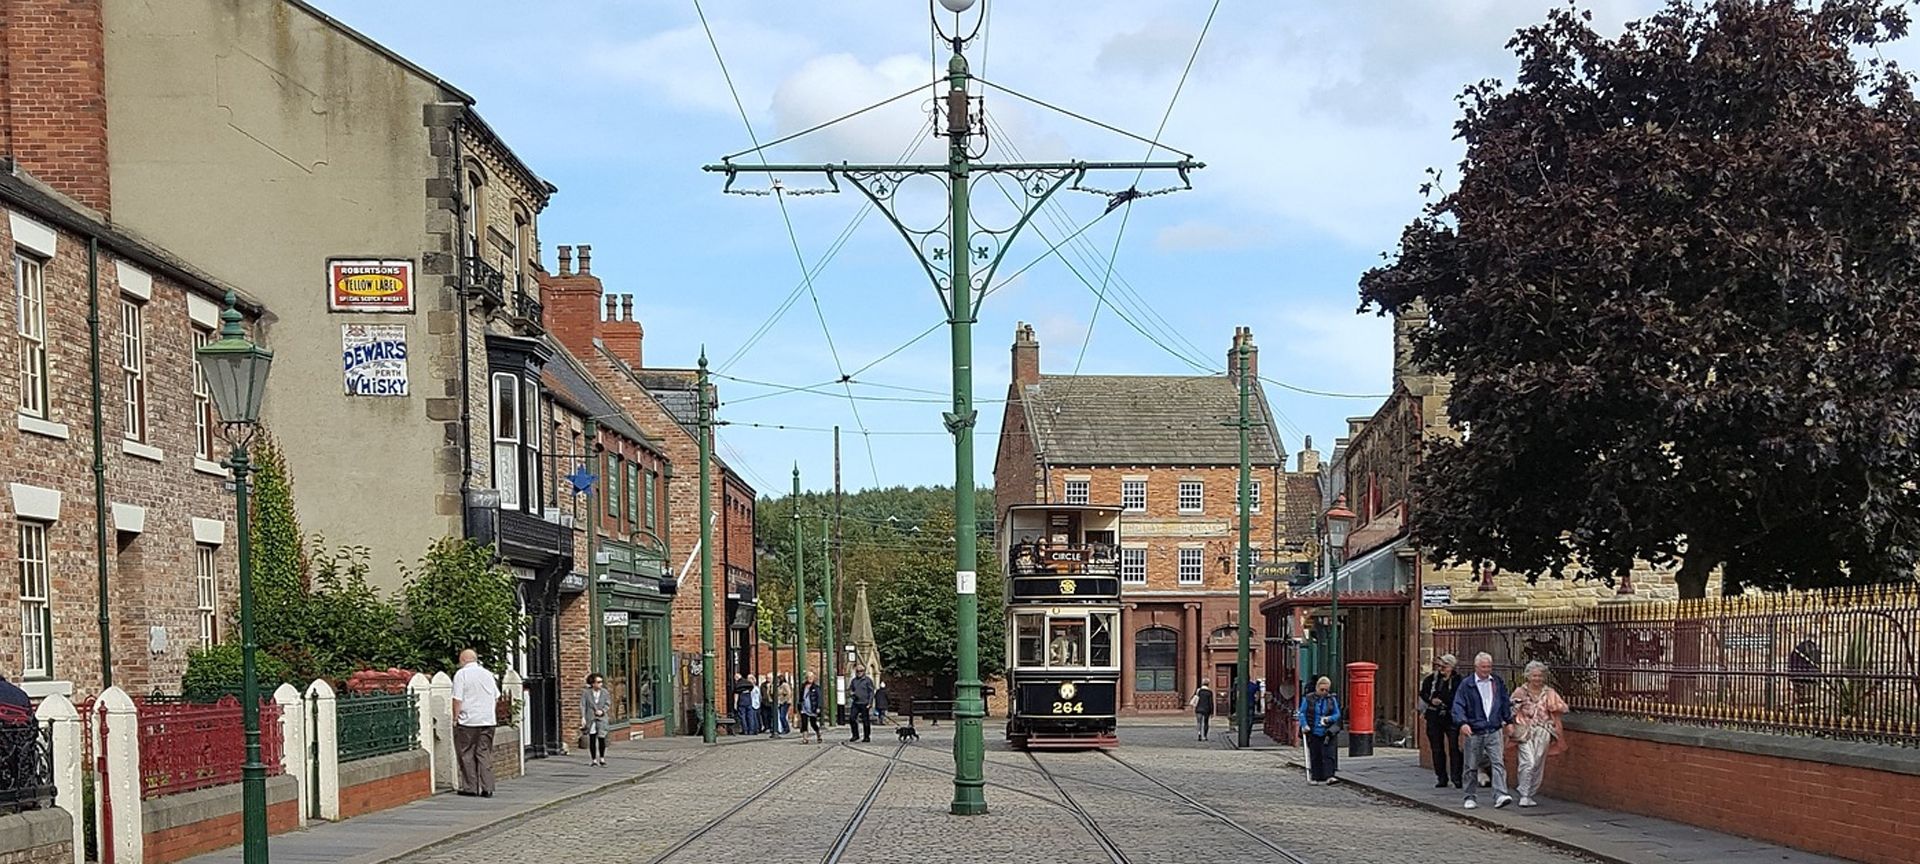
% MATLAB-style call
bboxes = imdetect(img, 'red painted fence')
[136,696,285,799]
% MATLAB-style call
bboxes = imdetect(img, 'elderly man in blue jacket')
[1451,652,1515,810]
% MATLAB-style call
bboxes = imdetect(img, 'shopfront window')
[603,614,665,723]
[1135,627,1177,692]
[603,625,632,722]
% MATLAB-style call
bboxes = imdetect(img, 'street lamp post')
[704,0,1200,813]
[1323,494,1356,682]
[1234,337,1252,749]
[195,292,273,864]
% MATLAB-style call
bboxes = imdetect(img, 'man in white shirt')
[450,649,501,797]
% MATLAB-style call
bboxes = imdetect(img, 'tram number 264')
[1051,701,1085,714]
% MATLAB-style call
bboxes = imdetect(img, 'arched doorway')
[1134,627,1178,710]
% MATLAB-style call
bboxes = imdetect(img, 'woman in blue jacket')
[1297,676,1342,784]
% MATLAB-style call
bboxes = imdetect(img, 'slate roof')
[634,369,700,435]
[1021,374,1284,466]
[1283,474,1323,550]
[541,339,654,450]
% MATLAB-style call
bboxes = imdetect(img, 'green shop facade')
[594,539,674,733]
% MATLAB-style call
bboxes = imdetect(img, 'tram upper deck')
[1001,504,1123,581]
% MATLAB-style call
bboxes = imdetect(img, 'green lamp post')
[194,292,273,864]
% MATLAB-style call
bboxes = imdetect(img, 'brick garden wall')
[1539,716,1918,864]
[142,775,300,864]
[338,750,432,819]
[488,725,522,781]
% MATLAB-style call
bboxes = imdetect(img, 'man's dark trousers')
[849,702,872,742]
[1425,713,1463,785]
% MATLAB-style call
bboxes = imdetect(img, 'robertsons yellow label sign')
[328,259,414,312]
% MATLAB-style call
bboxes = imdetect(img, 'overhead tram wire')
[1070,0,1223,375]
[692,0,880,484]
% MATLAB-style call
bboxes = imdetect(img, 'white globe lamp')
[938,0,976,12]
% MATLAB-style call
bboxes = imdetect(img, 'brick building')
[538,339,674,742]
[994,323,1317,713]
[0,168,264,699]
[539,246,758,733]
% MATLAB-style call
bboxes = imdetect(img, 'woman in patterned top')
[1510,660,1570,808]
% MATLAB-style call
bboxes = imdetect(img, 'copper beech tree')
[1360,0,1920,598]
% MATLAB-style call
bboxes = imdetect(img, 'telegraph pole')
[1235,333,1253,749]
[792,466,808,695]
[698,350,717,744]
[704,0,1201,814]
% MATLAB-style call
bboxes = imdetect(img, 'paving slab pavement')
[1303,750,1852,864]
[177,740,700,864]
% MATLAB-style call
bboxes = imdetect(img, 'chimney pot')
[604,295,618,320]
[621,295,633,321]
[578,244,593,275]
[557,245,573,276]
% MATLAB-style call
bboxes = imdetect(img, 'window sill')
[1178,509,1203,515]
[121,439,164,462]
[21,680,72,699]
[17,414,70,440]
[194,458,229,478]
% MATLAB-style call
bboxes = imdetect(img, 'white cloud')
[584,19,817,118]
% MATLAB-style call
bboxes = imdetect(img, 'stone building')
[0,167,264,699]
[994,323,1318,713]
[1,0,602,751]
[539,246,759,733]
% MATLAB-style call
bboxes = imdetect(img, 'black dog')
[895,724,919,743]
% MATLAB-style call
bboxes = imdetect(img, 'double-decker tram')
[1001,504,1123,749]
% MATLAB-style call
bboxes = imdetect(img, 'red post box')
[1345,661,1378,757]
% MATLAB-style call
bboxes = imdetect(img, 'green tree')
[246,432,309,655]
[304,543,412,676]
[1359,0,1920,598]
[401,538,525,675]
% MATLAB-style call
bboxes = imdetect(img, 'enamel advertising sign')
[342,324,409,397]
[328,259,414,312]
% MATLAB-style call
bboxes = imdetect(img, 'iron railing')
[512,280,544,329]
[0,707,54,814]
[463,255,506,305]
[336,691,418,762]
[1434,584,1920,746]
[136,695,285,799]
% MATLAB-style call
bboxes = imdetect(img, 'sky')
[305,0,1804,495]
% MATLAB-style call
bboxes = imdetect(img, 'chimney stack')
[602,292,646,370]
[577,244,593,275]
[1011,322,1041,388]
[539,243,600,357]
[1297,434,1320,474]
[1,0,112,214]
[1227,326,1260,383]
[557,245,573,276]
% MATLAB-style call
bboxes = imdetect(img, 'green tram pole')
[791,467,808,699]
[698,350,717,744]
[704,2,1201,814]
[1235,335,1253,749]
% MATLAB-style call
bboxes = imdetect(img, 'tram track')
[1099,750,1312,864]
[640,741,841,864]
[1027,752,1135,864]
[822,739,907,864]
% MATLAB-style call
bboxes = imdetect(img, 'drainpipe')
[88,236,111,688]
[586,421,602,677]
[452,117,475,537]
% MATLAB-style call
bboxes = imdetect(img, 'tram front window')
[1016,613,1045,666]
[1048,619,1087,667]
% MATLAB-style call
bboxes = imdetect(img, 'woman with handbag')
[580,673,611,766]
[1297,676,1343,785]
[1510,660,1570,807]
[1189,680,1215,741]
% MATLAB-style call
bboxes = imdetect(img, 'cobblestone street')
[391,721,1593,864]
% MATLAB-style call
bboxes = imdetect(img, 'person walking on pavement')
[796,671,824,744]
[775,675,793,737]
[450,649,501,797]
[1452,652,1515,810]
[580,673,611,766]
[1189,680,1214,741]
[1420,654,1465,788]
[1511,660,1570,808]
[1297,676,1343,785]
[874,683,889,724]
[847,665,875,742]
